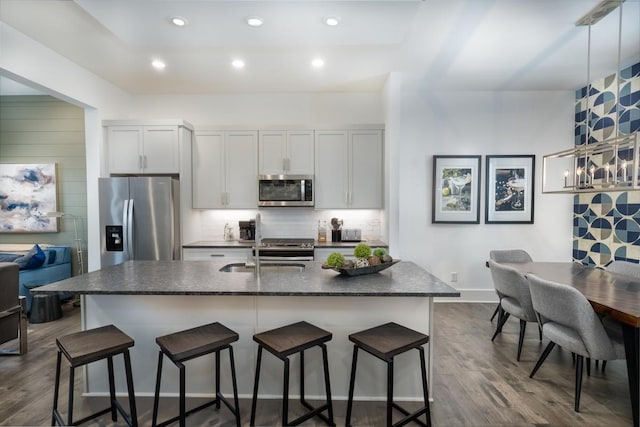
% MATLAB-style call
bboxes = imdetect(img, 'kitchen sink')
[219,263,305,273]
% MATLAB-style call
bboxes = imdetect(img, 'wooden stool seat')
[152,322,241,427]
[250,321,335,426]
[53,325,137,426]
[346,322,431,427]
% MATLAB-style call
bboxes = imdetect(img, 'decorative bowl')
[322,260,400,276]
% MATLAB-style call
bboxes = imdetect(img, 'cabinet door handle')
[143,155,147,169]
[284,158,290,171]
[139,155,143,170]
[209,254,224,257]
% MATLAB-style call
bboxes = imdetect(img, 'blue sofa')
[0,246,72,313]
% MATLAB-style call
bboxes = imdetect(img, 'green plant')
[353,243,372,259]
[325,252,345,268]
[373,247,387,257]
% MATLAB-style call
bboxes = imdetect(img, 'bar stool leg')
[152,351,164,427]
[228,346,241,427]
[300,349,306,404]
[250,346,263,426]
[52,351,62,426]
[123,350,138,427]
[178,361,186,427]
[386,358,394,427]
[283,357,290,425]
[107,356,117,421]
[215,350,221,409]
[321,343,335,425]
[68,366,75,425]
[345,345,359,427]
[419,347,432,427]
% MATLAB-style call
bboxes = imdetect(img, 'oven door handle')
[257,256,314,262]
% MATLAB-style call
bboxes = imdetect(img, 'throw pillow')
[0,253,21,263]
[13,244,46,270]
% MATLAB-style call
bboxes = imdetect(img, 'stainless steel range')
[255,238,315,261]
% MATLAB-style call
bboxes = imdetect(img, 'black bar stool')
[250,321,335,426]
[151,322,241,427]
[345,322,431,427]
[52,324,138,426]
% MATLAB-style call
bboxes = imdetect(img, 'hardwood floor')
[0,302,632,426]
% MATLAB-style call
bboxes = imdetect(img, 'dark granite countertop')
[183,240,388,249]
[34,260,459,298]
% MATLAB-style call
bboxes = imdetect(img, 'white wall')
[386,79,575,301]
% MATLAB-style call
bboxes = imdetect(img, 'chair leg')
[490,303,500,322]
[250,346,263,426]
[538,324,542,341]
[68,365,75,425]
[215,350,221,409]
[586,357,591,377]
[491,312,510,341]
[517,320,527,361]
[345,345,359,427]
[575,355,584,412]
[530,341,556,378]
[179,362,186,427]
[602,360,607,372]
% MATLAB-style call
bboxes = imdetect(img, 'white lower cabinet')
[314,247,355,262]
[183,247,251,261]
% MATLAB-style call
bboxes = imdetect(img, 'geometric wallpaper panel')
[573,62,640,266]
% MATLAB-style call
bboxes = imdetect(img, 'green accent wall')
[0,95,86,275]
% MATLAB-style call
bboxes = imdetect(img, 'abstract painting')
[0,163,58,232]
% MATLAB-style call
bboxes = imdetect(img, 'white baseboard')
[435,288,499,303]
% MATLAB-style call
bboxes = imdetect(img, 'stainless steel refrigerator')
[99,177,180,267]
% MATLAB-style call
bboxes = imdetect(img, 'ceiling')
[0,0,639,95]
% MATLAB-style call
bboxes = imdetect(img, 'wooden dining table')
[502,262,639,427]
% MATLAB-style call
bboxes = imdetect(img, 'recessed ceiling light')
[324,16,340,26]
[232,59,245,69]
[151,59,166,70]
[311,58,325,68]
[246,16,264,27]
[171,16,188,27]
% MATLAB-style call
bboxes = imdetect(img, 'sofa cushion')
[13,244,46,270]
[0,253,21,263]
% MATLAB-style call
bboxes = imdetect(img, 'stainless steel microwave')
[258,175,314,207]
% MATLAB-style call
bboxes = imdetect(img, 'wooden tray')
[322,260,400,276]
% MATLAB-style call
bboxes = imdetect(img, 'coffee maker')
[239,220,256,241]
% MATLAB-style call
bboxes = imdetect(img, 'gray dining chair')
[605,259,640,278]
[487,260,539,361]
[489,250,533,322]
[526,273,625,412]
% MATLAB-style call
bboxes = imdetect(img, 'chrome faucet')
[254,213,261,277]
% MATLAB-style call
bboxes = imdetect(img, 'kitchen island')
[35,260,459,401]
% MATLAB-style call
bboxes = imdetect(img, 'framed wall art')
[485,155,535,224]
[0,163,58,233]
[432,155,481,224]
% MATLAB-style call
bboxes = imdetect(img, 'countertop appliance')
[99,177,180,267]
[341,229,362,242]
[254,238,314,261]
[258,175,313,207]
[239,220,256,241]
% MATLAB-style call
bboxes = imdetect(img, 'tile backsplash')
[192,208,385,242]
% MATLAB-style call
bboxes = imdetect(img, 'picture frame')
[0,163,58,233]
[432,155,481,224]
[485,155,535,224]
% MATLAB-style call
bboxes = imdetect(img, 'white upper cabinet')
[259,130,314,175]
[192,130,258,209]
[315,129,383,209]
[107,125,180,174]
